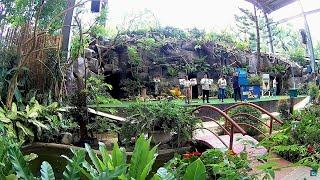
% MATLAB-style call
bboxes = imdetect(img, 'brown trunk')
[254,5,261,74]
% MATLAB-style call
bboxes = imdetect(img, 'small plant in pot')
[120,101,201,148]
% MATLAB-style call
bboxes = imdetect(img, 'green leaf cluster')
[0,97,65,143]
[259,104,320,164]
[154,148,278,180]
[120,101,201,147]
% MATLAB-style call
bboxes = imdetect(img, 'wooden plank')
[87,108,127,122]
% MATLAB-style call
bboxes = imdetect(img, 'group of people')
[182,72,243,104]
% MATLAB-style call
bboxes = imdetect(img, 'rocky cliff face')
[78,34,302,99]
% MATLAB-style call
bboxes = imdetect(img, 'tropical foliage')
[1,134,221,180]
[259,105,320,166]
[120,101,201,147]
[0,98,67,143]
[154,148,279,180]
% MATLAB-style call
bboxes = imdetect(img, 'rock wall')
[80,35,303,99]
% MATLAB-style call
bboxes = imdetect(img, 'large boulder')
[85,48,95,59]
[88,58,99,74]
[73,57,85,78]
[181,40,197,51]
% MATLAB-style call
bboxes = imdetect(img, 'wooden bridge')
[192,102,284,154]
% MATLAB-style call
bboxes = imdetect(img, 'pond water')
[23,145,176,179]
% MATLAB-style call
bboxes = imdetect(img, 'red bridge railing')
[192,102,284,151]
[223,102,284,135]
[192,105,246,150]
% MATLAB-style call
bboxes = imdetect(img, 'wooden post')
[290,97,294,114]
[229,125,234,150]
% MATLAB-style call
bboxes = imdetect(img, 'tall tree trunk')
[62,0,76,95]
[254,5,261,74]
[264,12,274,54]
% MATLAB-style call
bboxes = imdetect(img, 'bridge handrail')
[199,116,231,136]
[236,123,268,137]
[222,102,283,125]
[193,127,229,149]
[230,113,270,128]
[222,102,283,135]
[192,105,246,135]
[192,105,246,150]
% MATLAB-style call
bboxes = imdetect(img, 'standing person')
[218,75,227,102]
[200,73,211,103]
[183,76,191,104]
[273,78,277,96]
[231,72,242,102]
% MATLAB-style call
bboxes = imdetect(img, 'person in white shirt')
[183,76,191,104]
[273,78,277,96]
[200,73,211,103]
[218,75,227,102]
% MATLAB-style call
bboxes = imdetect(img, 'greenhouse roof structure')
[245,0,296,13]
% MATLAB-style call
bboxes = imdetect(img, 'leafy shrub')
[2,134,209,180]
[235,41,250,52]
[225,86,234,98]
[247,75,262,85]
[259,106,320,163]
[298,83,309,95]
[308,83,319,102]
[277,99,291,123]
[84,75,118,106]
[120,101,201,147]
[167,67,179,77]
[127,46,142,66]
[0,98,67,143]
[227,105,262,136]
[154,148,278,179]
[289,47,306,65]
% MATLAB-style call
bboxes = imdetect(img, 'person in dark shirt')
[231,72,242,102]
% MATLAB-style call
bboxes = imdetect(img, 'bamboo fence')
[0,24,62,91]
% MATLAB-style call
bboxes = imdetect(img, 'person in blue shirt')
[231,72,242,102]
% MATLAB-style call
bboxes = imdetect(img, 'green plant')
[0,131,38,180]
[120,78,145,98]
[127,46,142,67]
[120,101,201,147]
[227,105,262,136]
[167,67,179,77]
[0,67,29,104]
[84,75,119,107]
[154,148,279,180]
[247,75,262,85]
[63,134,158,180]
[235,41,250,52]
[259,105,320,163]
[297,83,309,95]
[308,83,319,102]
[289,47,305,65]
[137,37,161,50]
[277,99,291,123]
[0,97,66,143]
